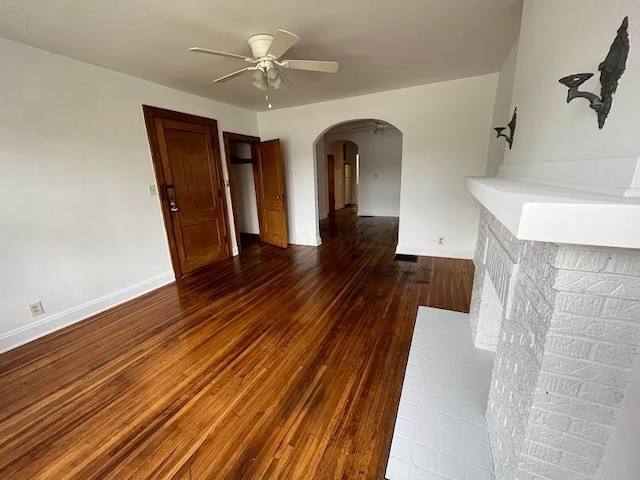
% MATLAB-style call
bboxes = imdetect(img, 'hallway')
[0,208,474,479]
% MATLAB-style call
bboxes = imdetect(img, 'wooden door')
[255,139,288,248]
[143,106,231,277]
[327,154,336,213]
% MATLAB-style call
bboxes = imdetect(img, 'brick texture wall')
[473,211,640,480]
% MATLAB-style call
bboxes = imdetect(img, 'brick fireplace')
[468,202,640,480]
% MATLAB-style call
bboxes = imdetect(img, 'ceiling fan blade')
[189,47,251,61]
[277,68,295,87]
[266,30,299,59]
[281,60,339,73]
[213,67,255,83]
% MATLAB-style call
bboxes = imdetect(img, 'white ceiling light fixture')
[190,29,339,107]
[251,70,268,91]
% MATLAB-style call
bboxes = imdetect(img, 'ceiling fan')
[190,30,339,106]
[350,121,392,135]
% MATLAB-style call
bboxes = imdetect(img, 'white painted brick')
[516,472,559,480]
[474,216,489,267]
[518,275,555,325]
[568,419,612,445]
[486,211,526,264]
[518,455,592,480]
[486,235,519,311]
[550,312,640,346]
[592,343,637,368]
[555,292,605,317]
[469,266,485,341]
[530,241,560,267]
[533,390,619,426]
[470,266,504,351]
[558,450,601,476]
[554,246,611,272]
[522,440,562,464]
[526,424,605,459]
[544,335,592,359]
[602,249,640,276]
[537,372,581,397]
[554,270,640,300]
[529,407,572,431]
[540,354,631,388]
[476,211,640,480]
[522,247,558,303]
[577,382,626,406]
[601,297,640,321]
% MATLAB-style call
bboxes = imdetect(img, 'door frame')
[142,105,232,278]
[327,154,336,214]
[222,131,262,253]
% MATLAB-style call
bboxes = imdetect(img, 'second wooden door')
[255,140,288,248]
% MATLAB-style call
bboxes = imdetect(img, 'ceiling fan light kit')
[190,29,339,108]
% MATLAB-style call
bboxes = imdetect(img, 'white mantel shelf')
[466,177,640,250]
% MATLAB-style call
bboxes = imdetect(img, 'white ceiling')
[0,0,522,111]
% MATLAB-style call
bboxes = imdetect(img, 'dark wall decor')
[559,16,630,129]
[494,107,517,149]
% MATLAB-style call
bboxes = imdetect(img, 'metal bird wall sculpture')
[494,107,517,149]
[559,16,630,129]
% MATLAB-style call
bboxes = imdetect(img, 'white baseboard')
[291,235,321,247]
[395,244,474,260]
[0,272,175,354]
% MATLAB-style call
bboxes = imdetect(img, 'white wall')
[316,141,328,219]
[486,42,519,176]
[505,0,640,166]
[231,164,260,234]
[326,131,402,217]
[0,37,258,352]
[257,74,498,257]
[599,355,640,480]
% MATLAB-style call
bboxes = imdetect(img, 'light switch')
[148,185,158,196]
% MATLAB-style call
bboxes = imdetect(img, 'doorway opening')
[223,133,261,251]
[223,132,288,253]
[313,119,403,242]
[325,140,359,216]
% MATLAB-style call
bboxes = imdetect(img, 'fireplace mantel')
[465,176,640,250]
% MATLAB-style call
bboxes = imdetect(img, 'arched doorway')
[313,119,403,242]
[323,139,359,217]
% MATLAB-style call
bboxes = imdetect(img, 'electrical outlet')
[28,302,45,317]
[438,237,445,245]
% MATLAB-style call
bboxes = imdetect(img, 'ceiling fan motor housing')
[248,34,275,59]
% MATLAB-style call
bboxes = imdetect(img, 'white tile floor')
[386,307,496,480]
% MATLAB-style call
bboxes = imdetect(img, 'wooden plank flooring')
[0,207,474,479]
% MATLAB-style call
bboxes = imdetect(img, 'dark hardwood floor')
[0,207,474,479]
